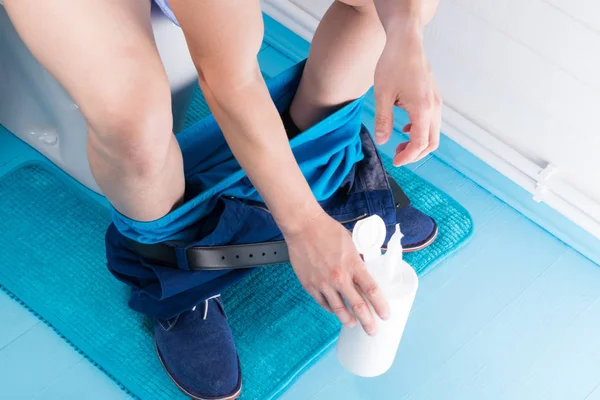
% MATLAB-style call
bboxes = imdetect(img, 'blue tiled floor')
[2,43,600,400]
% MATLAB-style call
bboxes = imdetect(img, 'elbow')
[196,59,263,106]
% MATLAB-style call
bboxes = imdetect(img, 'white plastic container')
[336,215,419,377]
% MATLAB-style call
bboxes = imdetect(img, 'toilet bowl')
[0,3,198,193]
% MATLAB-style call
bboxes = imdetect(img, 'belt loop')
[175,246,191,271]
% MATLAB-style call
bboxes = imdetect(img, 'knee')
[88,79,174,178]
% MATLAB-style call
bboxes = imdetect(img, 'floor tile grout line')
[583,380,600,400]
[31,357,87,400]
[308,372,346,400]
[0,319,41,353]
[403,247,570,400]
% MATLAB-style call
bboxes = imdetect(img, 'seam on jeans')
[158,319,169,331]
[360,126,392,193]
[357,166,375,217]
[158,314,180,332]
[215,297,227,318]
[365,144,395,219]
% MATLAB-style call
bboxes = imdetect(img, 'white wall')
[262,0,600,238]
[426,0,600,199]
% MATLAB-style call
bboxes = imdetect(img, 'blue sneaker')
[394,204,438,252]
[154,295,242,400]
[384,174,438,252]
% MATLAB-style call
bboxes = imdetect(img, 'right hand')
[284,211,390,336]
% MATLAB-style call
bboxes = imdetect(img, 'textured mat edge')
[0,156,474,400]
[0,160,144,399]
[0,285,141,399]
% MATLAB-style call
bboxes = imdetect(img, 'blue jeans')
[105,126,396,320]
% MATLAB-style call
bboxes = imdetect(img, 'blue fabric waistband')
[112,62,365,244]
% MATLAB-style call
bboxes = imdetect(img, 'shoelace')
[191,294,221,320]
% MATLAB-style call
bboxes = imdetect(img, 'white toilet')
[0,3,198,193]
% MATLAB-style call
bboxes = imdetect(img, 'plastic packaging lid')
[352,215,386,262]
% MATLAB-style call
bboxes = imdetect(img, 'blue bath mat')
[0,160,471,399]
[0,98,472,400]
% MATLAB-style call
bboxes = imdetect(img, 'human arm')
[168,0,389,334]
[372,0,442,166]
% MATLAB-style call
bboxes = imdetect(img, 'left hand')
[373,25,442,166]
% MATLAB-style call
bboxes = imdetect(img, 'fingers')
[396,141,409,154]
[340,257,389,336]
[340,282,378,336]
[374,91,394,145]
[314,262,389,336]
[321,287,357,327]
[395,79,442,166]
[307,287,332,313]
[393,110,430,166]
[417,84,442,160]
[354,267,390,323]
[429,91,442,152]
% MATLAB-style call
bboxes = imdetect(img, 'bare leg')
[5,0,184,221]
[290,1,385,130]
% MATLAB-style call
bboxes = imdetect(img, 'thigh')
[336,0,438,23]
[4,0,170,134]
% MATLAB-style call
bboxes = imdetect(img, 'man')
[6,0,440,398]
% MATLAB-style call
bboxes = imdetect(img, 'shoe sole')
[382,221,439,254]
[154,341,242,400]
[403,223,439,253]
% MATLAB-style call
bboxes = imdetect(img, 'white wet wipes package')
[336,215,419,377]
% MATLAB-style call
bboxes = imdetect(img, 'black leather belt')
[126,175,409,271]
[126,238,289,271]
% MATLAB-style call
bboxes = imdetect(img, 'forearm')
[167,0,323,236]
[200,68,323,236]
